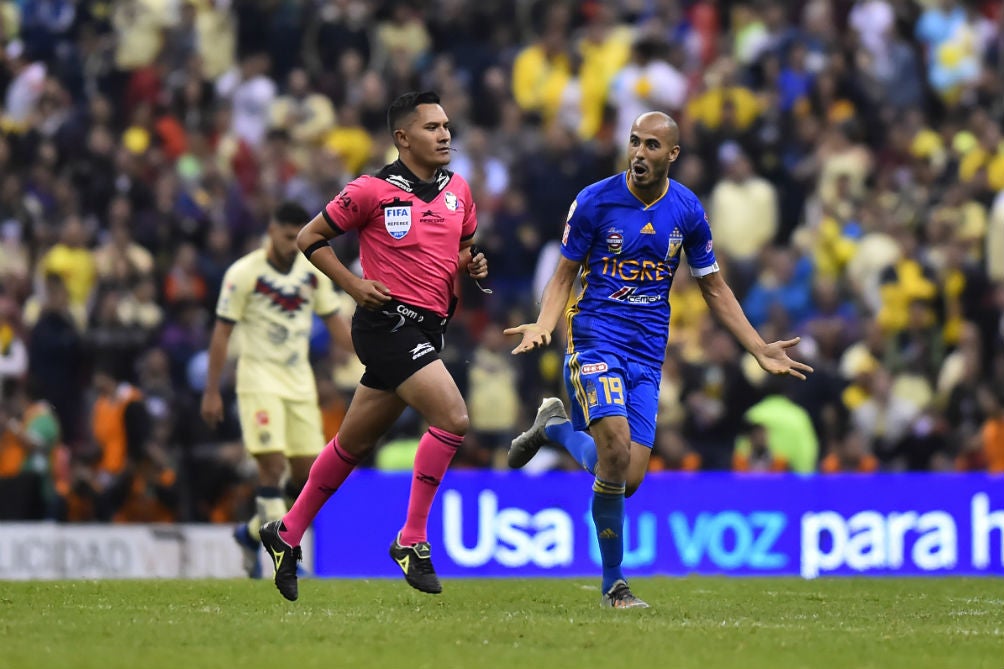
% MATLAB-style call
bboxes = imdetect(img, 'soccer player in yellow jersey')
[201,202,352,578]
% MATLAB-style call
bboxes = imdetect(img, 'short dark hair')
[273,201,311,226]
[387,90,441,135]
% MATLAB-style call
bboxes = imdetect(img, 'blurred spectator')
[739,380,819,473]
[819,429,879,474]
[742,246,814,329]
[216,52,276,150]
[0,297,27,397]
[649,430,701,473]
[733,422,791,473]
[0,379,63,519]
[467,324,521,469]
[373,2,431,74]
[37,214,96,314]
[90,365,148,487]
[110,443,178,523]
[708,142,778,290]
[26,274,83,444]
[610,35,688,147]
[269,68,336,170]
[512,5,572,127]
[682,327,760,470]
[163,242,208,308]
[975,384,1004,474]
[3,40,46,128]
[94,196,155,287]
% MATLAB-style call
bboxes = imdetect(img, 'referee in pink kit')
[259,91,487,601]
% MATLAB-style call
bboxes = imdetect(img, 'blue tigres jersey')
[561,173,719,367]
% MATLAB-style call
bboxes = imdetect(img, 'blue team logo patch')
[606,228,624,254]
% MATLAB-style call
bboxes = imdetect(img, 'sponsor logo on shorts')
[410,342,435,360]
[396,304,424,322]
[581,362,608,375]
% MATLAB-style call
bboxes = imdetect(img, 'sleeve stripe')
[316,310,338,319]
[460,228,477,242]
[216,315,237,324]
[690,262,720,278]
[321,208,345,235]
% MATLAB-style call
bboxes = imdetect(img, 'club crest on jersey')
[666,227,684,259]
[444,191,458,211]
[606,228,624,254]
[384,205,413,239]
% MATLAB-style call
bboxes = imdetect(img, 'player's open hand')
[201,390,224,428]
[504,323,551,354]
[350,278,393,309]
[754,337,814,380]
[468,250,488,280]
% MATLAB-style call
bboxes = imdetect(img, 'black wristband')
[303,239,330,260]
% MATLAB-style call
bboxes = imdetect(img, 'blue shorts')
[562,349,661,448]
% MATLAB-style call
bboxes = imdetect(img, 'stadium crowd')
[0,0,1002,523]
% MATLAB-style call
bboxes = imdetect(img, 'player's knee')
[256,460,286,485]
[434,411,469,437]
[598,446,631,476]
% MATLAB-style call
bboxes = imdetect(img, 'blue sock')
[591,478,626,593]
[545,420,598,474]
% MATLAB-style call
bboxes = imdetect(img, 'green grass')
[1,578,1002,669]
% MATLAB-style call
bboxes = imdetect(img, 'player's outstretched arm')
[504,255,580,355]
[201,319,235,428]
[695,271,814,380]
[297,214,392,309]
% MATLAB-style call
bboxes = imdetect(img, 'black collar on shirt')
[375,160,453,203]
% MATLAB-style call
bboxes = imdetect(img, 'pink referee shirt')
[322,171,477,317]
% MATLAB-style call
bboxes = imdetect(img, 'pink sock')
[399,426,463,546]
[279,436,358,546]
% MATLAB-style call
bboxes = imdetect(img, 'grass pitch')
[1,577,1002,669]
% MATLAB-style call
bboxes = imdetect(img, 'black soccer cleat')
[260,520,301,601]
[389,535,442,594]
[601,579,649,609]
[507,397,568,469]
